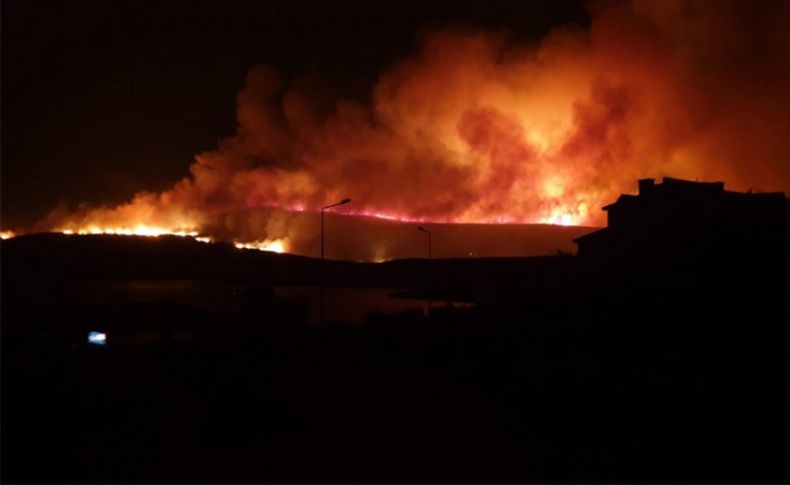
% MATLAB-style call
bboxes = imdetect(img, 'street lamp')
[417,226,433,315]
[417,226,432,260]
[320,198,351,324]
[321,198,351,261]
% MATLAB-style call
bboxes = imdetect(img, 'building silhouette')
[574,177,790,270]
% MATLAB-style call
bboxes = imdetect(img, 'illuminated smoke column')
[32,0,790,257]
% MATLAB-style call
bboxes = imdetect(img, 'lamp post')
[321,198,351,261]
[417,226,433,314]
[417,226,432,260]
[320,198,351,324]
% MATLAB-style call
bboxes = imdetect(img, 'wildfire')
[55,224,287,254]
[233,238,288,253]
[337,208,584,225]
[59,225,198,238]
[538,206,586,226]
[539,213,577,226]
[17,1,789,260]
[0,230,16,240]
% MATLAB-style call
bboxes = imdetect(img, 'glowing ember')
[0,230,16,240]
[234,239,288,253]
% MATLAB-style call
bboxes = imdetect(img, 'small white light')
[88,331,107,346]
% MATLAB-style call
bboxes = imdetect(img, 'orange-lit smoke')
[26,0,790,257]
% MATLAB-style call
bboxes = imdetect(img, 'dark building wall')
[574,177,790,269]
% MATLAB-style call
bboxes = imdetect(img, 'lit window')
[87,331,107,346]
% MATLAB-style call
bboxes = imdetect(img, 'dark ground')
[2,234,789,483]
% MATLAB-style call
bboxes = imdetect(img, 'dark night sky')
[1,0,589,228]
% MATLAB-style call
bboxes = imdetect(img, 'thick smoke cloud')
[37,0,790,257]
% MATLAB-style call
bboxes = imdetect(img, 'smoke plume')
[34,0,790,258]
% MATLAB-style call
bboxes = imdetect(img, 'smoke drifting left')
[9,0,790,259]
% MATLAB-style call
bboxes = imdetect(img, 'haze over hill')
[202,208,597,260]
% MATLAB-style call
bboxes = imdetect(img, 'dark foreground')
[2,234,789,482]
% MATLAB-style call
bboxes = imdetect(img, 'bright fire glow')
[540,213,577,226]
[0,230,16,240]
[59,225,198,238]
[234,238,288,253]
[57,227,290,255]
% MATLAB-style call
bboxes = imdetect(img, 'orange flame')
[233,238,288,253]
[58,225,198,238]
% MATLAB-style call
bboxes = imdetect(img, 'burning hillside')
[4,0,790,258]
